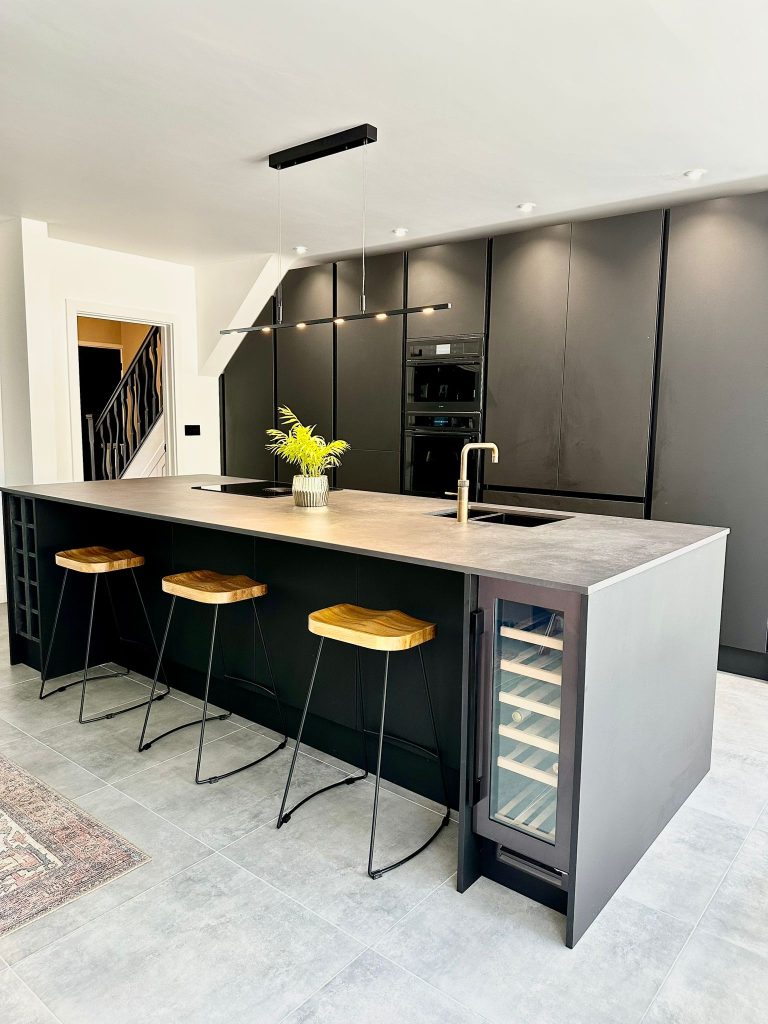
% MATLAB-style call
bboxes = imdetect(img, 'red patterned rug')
[0,753,150,935]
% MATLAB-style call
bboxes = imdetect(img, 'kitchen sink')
[434,508,570,527]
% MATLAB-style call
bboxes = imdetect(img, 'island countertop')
[1,475,727,595]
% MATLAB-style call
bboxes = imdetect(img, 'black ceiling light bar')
[223,123,450,336]
[222,303,452,336]
[268,124,378,170]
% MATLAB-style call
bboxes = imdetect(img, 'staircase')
[85,325,164,480]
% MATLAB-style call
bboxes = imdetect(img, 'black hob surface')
[193,480,341,498]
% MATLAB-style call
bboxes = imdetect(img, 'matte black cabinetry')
[276,265,334,444]
[652,193,768,652]
[484,226,571,490]
[221,299,275,479]
[484,212,662,502]
[336,254,404,492]
[407,240,488,339]
[559,211,662,496]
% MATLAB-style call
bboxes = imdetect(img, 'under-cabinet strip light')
[220,302,451,336]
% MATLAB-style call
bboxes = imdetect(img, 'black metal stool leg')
[39,569,78,699]
[367,646,451,880]
[195,606,219,783]
[368,652,390,878]
[138,596,230,753]
[277,638,368,826]
[355,646,369,778]
[253,598,289,742]
[77,576,99,724]
[129,568,171,699]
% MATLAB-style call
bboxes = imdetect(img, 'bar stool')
[277,603,451,879]
[40,546,169,723]
[138,569,287,784]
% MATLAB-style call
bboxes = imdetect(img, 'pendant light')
[221,124,450,336]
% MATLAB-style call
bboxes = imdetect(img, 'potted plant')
[266,406,349,508]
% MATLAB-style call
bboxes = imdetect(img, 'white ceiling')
[2,0,768,264]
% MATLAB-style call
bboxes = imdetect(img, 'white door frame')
[65,299,178,480]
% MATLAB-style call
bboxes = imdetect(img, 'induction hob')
[193,480,341,498]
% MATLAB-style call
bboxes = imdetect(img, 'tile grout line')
[638,790,768,1023]
[7,964,67,1024]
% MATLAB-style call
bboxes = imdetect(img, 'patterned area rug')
[0,753,149,936]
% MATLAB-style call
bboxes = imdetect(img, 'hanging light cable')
[222,124,450,336]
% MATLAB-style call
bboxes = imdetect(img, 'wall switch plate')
[184,424,201,436]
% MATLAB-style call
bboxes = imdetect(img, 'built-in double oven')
[402,338,484,498]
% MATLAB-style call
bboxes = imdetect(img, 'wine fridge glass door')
[489,599,565,844]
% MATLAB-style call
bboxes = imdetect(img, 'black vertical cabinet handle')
[469,607,485,804]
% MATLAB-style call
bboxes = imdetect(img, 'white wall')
[18,220,220,481]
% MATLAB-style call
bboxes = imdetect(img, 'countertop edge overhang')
[0,477,729,596]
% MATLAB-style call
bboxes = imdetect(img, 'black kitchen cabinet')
[336,253,404,452]
[337,449,400,493]
[407,239,488,339]
[221,298,275,479]
[276,265,334,444]
[558,211,662,496]
[484,226,571,490]
[652,193,768,653]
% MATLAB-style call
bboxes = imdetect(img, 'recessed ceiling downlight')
[392,226,409,237]
[517,202,537,213]
[293,245,309,255]
[683,168,708,181]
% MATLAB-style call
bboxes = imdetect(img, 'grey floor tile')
[755,804,768,833]
[37,693,244,783]
[0,786,210,965]
[616,805,747,924]
[115,729,347,848]
[227,779,456,943]
[0,670,152,738]
[0,969,60,1023]
[15,854,363,1024]
[1,731,104,799]
[283,949,485,1023]
[644,930,768,1024]
[698,828,768,957]
[712,674,768,755]
[0,660,40,688]
[0,717,25,744]
[376,878,689,1024]
[685,744,768,828]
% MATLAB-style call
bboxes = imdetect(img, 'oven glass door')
[407,362,481,409]
[405,431,479,498]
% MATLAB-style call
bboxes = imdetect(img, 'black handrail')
[87,325,163,480]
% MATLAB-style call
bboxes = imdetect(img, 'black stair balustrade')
[87,325,163,480]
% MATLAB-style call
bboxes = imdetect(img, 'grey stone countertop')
[1,476,728,595]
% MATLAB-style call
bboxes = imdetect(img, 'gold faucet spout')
[456,442,500,524]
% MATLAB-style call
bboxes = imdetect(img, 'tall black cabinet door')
[222,298,275,479]
[276,265,334,443]
[407,240,488,339]
[653,194,768,652]
[336,253,404,453]
[558,211,662,496]
[484,225,571,490]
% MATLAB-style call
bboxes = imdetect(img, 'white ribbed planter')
[292,474,329,508]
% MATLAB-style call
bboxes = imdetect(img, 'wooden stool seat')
[308,603,436,652]
[162,569,267,605]
[55,546,145,574]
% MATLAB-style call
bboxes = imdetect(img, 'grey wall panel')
[336,254,404,453]
[558,211,662,497]
[482,490,644,519]
[652,193,768,652]
[222,299,274,479]
[484,226,571,490]
[337,449,400,493]
[407,239,488,339]
[277,265,334,438]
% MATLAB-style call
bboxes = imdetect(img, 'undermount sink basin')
[434,507,569,527]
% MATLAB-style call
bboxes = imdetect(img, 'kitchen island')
[1,476,728,945]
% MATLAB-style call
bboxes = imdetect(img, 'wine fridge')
[473,578,581,876]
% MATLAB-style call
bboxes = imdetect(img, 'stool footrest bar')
[139,711,231,750]
[277,771,368,826]
[196,736,288,785]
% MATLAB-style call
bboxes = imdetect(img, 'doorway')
[77,316,166,480]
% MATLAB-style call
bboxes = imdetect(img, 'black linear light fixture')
[221,124,450,336]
